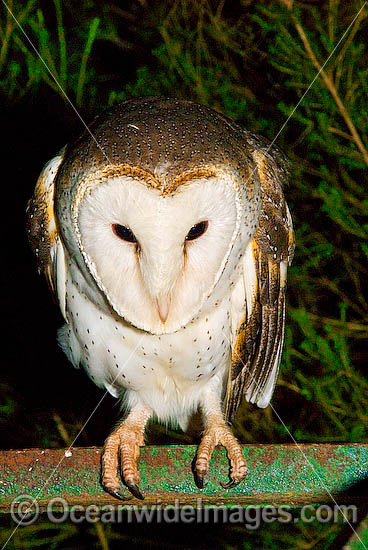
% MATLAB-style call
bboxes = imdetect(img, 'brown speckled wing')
[26,149,66,306]
[225,147,295,423]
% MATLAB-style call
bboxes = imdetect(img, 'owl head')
[54,98,269,334]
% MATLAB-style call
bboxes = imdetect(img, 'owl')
[27,97,294,500]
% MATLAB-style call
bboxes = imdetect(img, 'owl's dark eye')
[185,221,209,241]
[112,224,138,243]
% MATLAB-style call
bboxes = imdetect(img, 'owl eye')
[112,224,138,243]
[185,221,208,241]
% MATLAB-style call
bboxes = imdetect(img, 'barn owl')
[27,97,294,500]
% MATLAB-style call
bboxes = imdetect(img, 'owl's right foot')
[101,407,150,500]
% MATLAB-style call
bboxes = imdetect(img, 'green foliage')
[0,1,120,107]
[255,1,368,446]
[1,0,368,548]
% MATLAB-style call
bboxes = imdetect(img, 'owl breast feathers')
[27,97,294,429]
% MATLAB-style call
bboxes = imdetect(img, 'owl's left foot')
[101,407,150,500]
[194,421,247,489]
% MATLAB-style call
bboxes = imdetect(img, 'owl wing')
[225,148,295,423]
[26,149,67,320]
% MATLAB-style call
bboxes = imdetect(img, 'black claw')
[126,482,145,500]
[111,489,131,501]
[220,478,241,489]
[194,472,205,489]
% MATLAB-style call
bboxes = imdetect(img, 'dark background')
[1,1,367,548]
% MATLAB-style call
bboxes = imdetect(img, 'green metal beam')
[1,445,368,512]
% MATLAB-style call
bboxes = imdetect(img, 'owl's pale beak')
[138,241,180,324]
[157,297,170,323]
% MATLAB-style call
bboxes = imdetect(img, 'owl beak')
[157,297,170,323]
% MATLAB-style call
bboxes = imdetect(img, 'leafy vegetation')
[1,0,367,548]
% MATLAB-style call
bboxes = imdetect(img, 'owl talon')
[195,420,247,490]
[126,482,145,500]
[220,478,241,489]
[111,489,131,501]
[194,472,205,489]
[101,409,149,500]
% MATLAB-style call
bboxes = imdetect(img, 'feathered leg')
[195,392,247,488]
[101,405,151,500]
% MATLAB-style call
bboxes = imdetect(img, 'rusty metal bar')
[1,445,368,512]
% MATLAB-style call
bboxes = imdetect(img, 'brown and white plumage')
[27,97,294,498]
[26,149,67,316]
[226,149,295,420]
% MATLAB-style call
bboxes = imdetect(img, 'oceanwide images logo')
[10,495,357,528]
